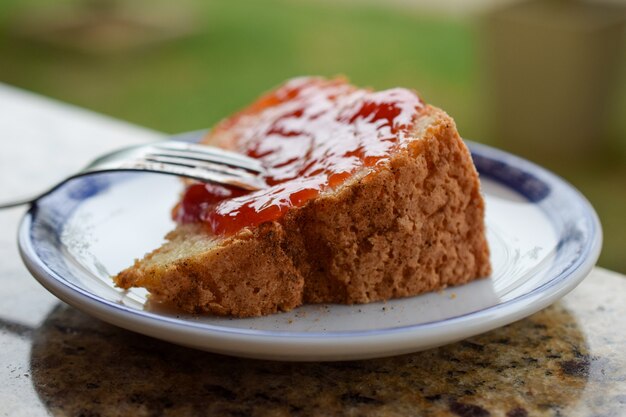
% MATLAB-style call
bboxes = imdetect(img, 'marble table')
[1,84,624,417]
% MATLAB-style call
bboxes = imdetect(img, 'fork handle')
[0,197,36,209]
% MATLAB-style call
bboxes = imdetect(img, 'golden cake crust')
[114,102,491,317]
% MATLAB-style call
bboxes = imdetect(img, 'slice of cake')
[114,77,491,317]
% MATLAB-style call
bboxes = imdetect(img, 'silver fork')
[0,140,266,209]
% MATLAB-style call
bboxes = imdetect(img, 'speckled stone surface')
[2,270,621,417]
[1,84,625,417]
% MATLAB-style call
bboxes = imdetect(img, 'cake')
[114,77,491,317]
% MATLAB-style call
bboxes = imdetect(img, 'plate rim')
[17,141,603,348]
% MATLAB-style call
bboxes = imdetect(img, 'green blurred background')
[1,0,625,272]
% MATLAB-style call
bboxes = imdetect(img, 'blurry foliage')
[0,0,481,134]
[0,0,624,272]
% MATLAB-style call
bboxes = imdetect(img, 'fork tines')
[144,154,261,179]
[151,142,264,174]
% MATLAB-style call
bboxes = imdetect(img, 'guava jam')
[173,77,425,235]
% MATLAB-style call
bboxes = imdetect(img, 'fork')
[0,140,266,209]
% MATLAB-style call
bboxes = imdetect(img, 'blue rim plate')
[18,140,602,361]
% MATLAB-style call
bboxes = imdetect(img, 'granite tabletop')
[1,84,625,417]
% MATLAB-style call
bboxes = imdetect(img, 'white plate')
[18,140,602,361]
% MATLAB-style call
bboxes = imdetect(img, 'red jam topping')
[174,77,425,235]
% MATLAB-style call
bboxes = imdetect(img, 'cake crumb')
[449,293,457,299]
